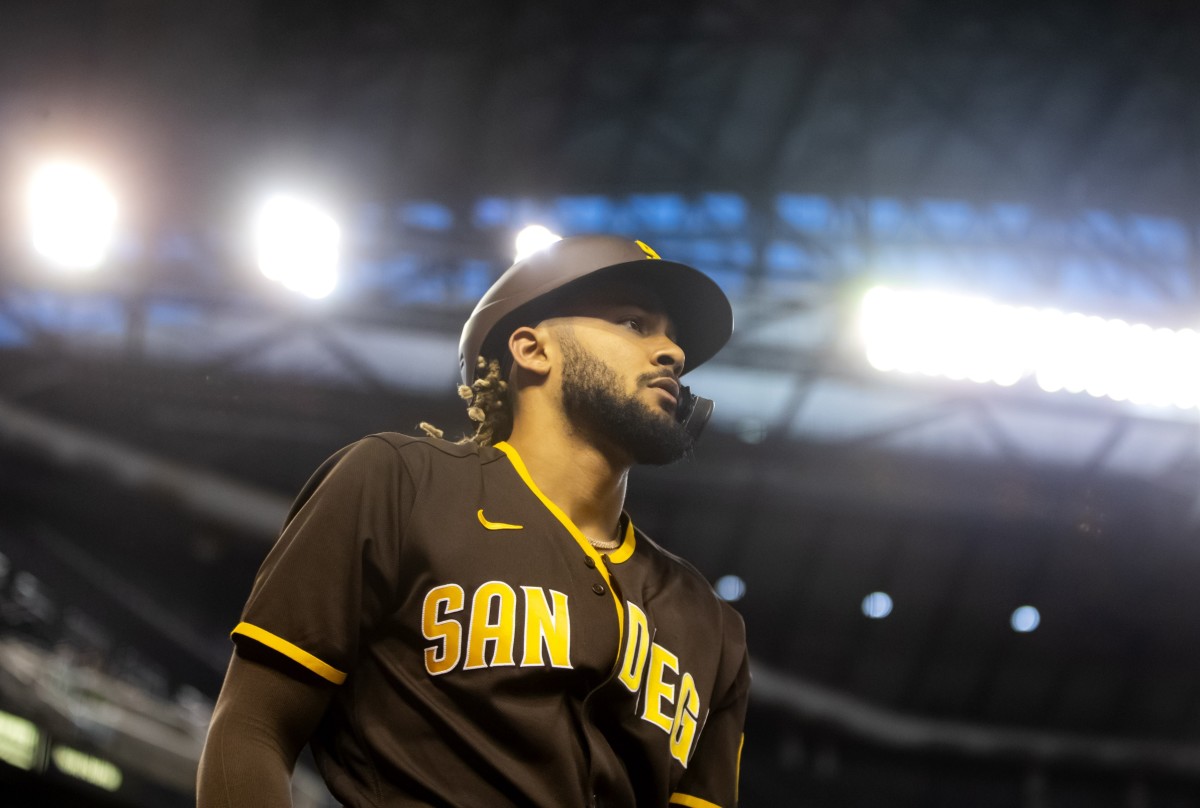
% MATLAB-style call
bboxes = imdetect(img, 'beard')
[559,332,693,465]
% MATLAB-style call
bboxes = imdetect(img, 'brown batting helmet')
[459,235,733,385]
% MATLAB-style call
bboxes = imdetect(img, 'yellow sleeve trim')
[736,732,744,803]
[232,622,347,685]
[670,794,722,808]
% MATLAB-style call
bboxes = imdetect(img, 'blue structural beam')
[1,192,1197,350]
[397,192,1196,315]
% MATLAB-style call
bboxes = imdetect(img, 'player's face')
[551,286,692,465]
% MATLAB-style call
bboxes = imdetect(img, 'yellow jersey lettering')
[669,671,701,765]
[421,584,465,676]
[521,586,572,668]
[622,603,704,755]
[464,581,518,670]
[618,602,651,692]
[641,642,679,732]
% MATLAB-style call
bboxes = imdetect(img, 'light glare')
[514,225,562,262]
[255,195,340,299]
[0,710,39,770]
[862,286,1200,410]
[52,745,123,792]
[28,162,118,270]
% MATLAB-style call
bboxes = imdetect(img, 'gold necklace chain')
[587,535,620,550]
[585,518,623,551]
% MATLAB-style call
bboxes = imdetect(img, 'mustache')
[638,369,680,385]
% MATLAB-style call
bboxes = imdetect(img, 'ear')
[508,325,553,379]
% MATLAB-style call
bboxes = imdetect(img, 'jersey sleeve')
[231,435,410,685]
[669,606,751,808]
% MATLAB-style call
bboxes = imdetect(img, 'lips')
[646,377,680,405]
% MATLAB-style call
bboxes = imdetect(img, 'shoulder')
[355,433,508,470]
[635,530,742,616]
[297,434,504,501]
[632,527,708,586]
[633,528,748,649]
[332,433,506,466]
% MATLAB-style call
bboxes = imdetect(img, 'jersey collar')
[494,441,636,565]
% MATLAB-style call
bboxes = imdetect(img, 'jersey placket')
[493,442,642,807]
[493,441,631,663]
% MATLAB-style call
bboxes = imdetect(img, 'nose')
[653,337,685,374]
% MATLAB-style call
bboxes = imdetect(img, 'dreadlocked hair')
[418,356,512,447]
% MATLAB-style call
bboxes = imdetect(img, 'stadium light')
[254,195,340,299]
[52,745,123,792]
[714,574,746,602]
[28,161,118,270]
[860,286,1200,410]
[1011,605,1041,633]
[514,225,561,262]
[0,710,39,770]
[862,591,893,619]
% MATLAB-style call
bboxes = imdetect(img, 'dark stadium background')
[2,1,1200,805]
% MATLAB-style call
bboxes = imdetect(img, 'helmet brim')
[460,236,734,384]
[553,258,734,374]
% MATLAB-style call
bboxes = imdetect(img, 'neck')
[505,415,629,544]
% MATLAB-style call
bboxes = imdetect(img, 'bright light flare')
[514,225,561,262]
[255,195,340,299]
[28,162,118,270]
[861,286,1200,410]
[861,287,1025,387]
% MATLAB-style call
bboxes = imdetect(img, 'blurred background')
[2,1,1200,805]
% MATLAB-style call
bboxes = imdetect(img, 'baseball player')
[197,235,750,807]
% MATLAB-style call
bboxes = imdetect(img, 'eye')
[620,316,644,333]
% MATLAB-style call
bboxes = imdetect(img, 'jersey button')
[592,582,606,596]
[584,556,596,569]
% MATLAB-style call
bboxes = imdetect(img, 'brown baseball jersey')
[232,433,749,808]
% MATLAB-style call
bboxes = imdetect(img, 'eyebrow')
[612,304,678,341]
[549,292,678,339]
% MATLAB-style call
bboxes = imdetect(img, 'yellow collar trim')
[494,441,635,562]
[494,441,634,646]
[609,518,636,564]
